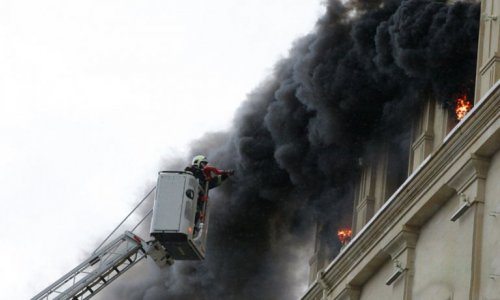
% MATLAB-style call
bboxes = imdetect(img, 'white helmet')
[192,155,208,168]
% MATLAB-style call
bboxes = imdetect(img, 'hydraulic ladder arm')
[32,231,172,300]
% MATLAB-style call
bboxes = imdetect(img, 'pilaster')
[355,163,376,232]
[475,0,500,102]
[356,196,375,232]
[409,100,435,173]
[382,226,419,300]
[335,284,361,300]
[446,154,490,300]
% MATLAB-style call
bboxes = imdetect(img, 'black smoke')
[99,0,479,299]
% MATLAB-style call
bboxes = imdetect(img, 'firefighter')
[185,155,233,235]
[185,155,233,190]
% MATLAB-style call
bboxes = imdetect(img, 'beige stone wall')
[412,192,474,300]
[480,150,500,300]
[358,260,404,300]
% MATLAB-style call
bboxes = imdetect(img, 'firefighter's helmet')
[192,155,208,168]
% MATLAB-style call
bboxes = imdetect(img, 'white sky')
[0,1,325,299]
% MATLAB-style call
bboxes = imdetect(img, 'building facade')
[302,0,500,299]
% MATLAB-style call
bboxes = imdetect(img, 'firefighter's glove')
[224,169,235,176]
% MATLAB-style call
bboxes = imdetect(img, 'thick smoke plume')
[99,0,479,299]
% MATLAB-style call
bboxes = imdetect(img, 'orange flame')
[337,228,352,245]
[455,95,472,121]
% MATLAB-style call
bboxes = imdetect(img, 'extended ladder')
[32,231,151,300]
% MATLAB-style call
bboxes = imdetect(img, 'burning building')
[303,0,500,299]
[95,0,500,299]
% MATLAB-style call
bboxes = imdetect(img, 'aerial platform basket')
[150,171,209,260]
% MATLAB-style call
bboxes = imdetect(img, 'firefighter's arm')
[203,165,234,178]
[206,170,234,189]
[203,166,224,176]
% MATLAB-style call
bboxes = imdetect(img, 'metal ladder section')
[32,231,148,300]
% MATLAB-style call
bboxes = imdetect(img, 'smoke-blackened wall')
[99,1,479,299]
